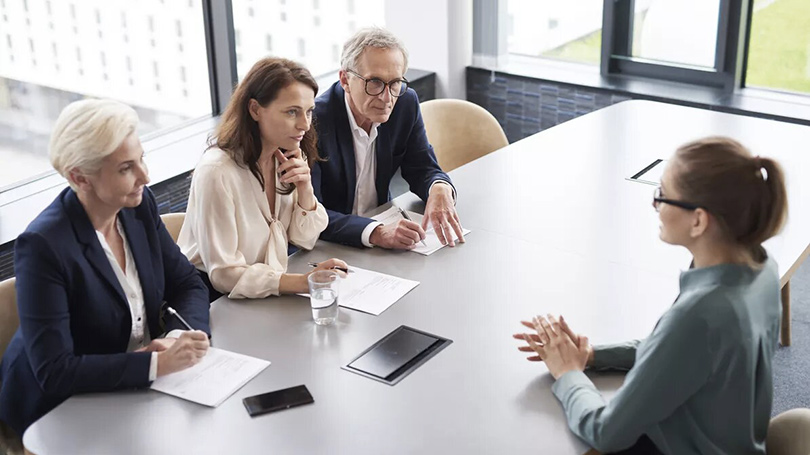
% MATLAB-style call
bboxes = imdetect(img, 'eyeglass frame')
[652,186,703,212]
[345,69,409,97]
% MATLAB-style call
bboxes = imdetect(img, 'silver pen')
[397,207,428,247]
[307,261,354,273]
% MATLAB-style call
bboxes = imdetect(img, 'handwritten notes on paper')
[372,206,471,256]
[150,347,270,407]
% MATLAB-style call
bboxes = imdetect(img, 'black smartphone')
[242,385,314,417]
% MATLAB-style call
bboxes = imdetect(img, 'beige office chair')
[767,408,810,455]
[0,277,18,362]
[0,277,25,455]
[160,212,186,243]
[420,99,508,172]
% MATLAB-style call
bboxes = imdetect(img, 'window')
[492,0,749,90]
[746,0,810,94]
[629,0,720,68]
[507,0,603,65]
[0,1,212,192]
[232,0,384,80]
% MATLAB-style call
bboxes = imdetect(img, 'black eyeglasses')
[652,187,703,212]
[346,69,409,97]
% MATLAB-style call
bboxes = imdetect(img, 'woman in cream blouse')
[179,57,347,300]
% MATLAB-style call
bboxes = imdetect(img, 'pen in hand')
[397,207,428,247]
[307,262,354,274]
[166,306,194,331]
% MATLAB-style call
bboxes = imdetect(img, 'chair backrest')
[420,99,509,173]
[767,408,810,455]
[0,278,18,361]
[160,212,186,243]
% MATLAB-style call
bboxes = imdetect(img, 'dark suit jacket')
[312,82,453,247]
[0,187,210,436]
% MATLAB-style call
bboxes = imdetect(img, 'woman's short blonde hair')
[49,99,139,190]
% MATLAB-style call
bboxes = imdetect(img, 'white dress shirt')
[343,94,385,247]
[95,218,159,381]
[178,148,329,298]
[343,94,455,247]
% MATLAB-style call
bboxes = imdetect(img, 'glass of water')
[307,270,340,326]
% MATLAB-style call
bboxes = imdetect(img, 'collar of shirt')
[343,91,380,144]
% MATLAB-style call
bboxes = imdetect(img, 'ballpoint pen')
[307,262,354,273]
[397,207,428,247]
[166,306,194,331]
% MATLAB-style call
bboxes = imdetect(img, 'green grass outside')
[746,0,810,94]
[537,0,810,95]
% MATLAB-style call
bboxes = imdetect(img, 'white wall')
[385,0,472,99]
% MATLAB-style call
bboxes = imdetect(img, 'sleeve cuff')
[149,352,158,381]
[429,180,456,204]
[165,329,185,339]
[361,221,384,248]
[551,370,596,401]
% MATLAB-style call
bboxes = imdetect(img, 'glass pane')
[507,0,603,65]
[631,0,720,68]
[232,0,385,81]
[746,0,810,94]
[0,0,213,193]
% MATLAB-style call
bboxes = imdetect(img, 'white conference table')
[22,100,810,454]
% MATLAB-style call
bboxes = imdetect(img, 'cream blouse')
[178,148,328,299]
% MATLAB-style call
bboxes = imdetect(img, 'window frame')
[478,0,759,94]
[600,0,752,91]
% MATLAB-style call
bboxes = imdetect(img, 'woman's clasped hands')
[513,314,593,380]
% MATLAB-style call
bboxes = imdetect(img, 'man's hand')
[422,183,464,247]
[369,221,426,250]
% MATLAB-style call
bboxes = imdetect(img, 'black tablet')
[342,326,452,385]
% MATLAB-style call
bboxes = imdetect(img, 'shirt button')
[137,317,142,321]
[129,293,136,299]
[302,211,307,216]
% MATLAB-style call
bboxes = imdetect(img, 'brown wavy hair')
[210,57,321,194]
[672,136,788,260]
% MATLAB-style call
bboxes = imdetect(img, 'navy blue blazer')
[0,187,210,436]
[312,82,453,247]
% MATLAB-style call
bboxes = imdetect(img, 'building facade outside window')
[0,0,212,192]
[231,0,384,81]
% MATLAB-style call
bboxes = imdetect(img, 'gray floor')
[390,172,809,416]
[773,256,810,416]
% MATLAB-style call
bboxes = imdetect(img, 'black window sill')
[471,55,810,127]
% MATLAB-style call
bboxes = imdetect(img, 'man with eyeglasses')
[312,27,465,250]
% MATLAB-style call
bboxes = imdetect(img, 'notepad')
[372,206,471,256]
[150,347,270,407]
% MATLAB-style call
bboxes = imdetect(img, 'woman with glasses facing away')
[515,136,786,454]
[178,57,348,302]
[0,99,211,449]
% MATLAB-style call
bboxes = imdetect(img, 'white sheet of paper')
[336,266,419,315]
[372,206,471,256]
[150,347,270,407]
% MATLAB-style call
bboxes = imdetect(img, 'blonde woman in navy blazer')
[0,100,211,441]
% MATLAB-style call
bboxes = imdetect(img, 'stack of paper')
[372,206,471,256]
[150,347,270,407]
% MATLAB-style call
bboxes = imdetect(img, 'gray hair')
[49,99,139,191]
[340,27,409,73]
